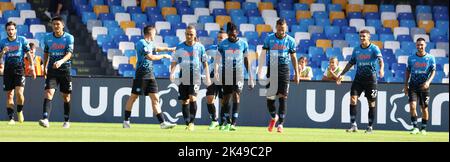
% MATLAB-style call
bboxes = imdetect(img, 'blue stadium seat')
[17,25,29,35]
[299,18,314,27]
[160,29,175,37]
[102,41,118,53]
[328,33,344,40]
[332,19,348,26]
[103,20,119,29]
[166,15,181,24]
[77,5,92,16]
[435,20,449,31]
[145,7,161,14]
[341,26,356,34]
[97,34,113,47]
[398,13,414,20]
[190,0,205,9]
[158,0,173,9]
[345,33,359,42]
[328,4,342,12]
[212,9,227,17]
[243,2,258,11]
[433,6,448,14]
[16,3,32,10]
[347,12,362,19]
[298,40,315,53]
[230,9,245,17]
[123,70,135,77]
[370,34,379,41]
[118,64,134,76]
[325,47,343,60]
[249,16,265,25]
[105,0,120,5]
[416,5,432,14]
[123,50,137,58]
[99,13,114,21]
[178,7,194,15]
[89,0,104,7]
[108,27,125,38]
[246,9,260,17]
[82,12,97,24]
[366,19,382,29]
[197,30,208,37]
[364,12,380,20]
[391,63,407,72]
[198,15,214,24]
[232,16,248,27]
[3,10,20,19]
[311,33,327,43]
[130,35,143,43]
[397,35,412,42]
[324,26,340,38]
[380,4,395,12]
[164,36,179,47]
[174,0,188,8]
[400,19,416,28]
[313,11,328,19]
[148,14,164,24]
[25,18,41,25]
[294,3,309,11]
[110,5,125,14]
[245,31,258,40]
[132,14,148,24]
[278,2,293,11]
[315,18,331,26]
[377,27,392,34]
[432,71,445,83]
[380,34,395,42]
[127,6,142,14]
[114,34,129,45]
[172,22,186,30]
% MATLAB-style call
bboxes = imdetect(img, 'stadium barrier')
[0,76,447,131]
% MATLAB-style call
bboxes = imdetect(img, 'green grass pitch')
[0,122,448,142]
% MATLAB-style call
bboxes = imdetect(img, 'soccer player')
[404,38,436,135]
[123,25,177,129]
[206,30,227,130]
[258,18,299,133]
[336,29,384,133]
[216,22,253,131]
[25,43,44,76]
[0,21,35,125]
[170,25,211,131]
[38,16,74,128]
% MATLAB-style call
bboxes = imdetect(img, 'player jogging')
[0,21,35,125]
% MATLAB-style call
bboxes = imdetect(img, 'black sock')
[6,107,14,120]
[64,102,71,122]
[368,107,375,127]
[189,102,197,123]
[220,102,230,125]
[350,104,357,124]
[231,102,240,125]
[43,99,52,119]
[278,98,287,125]
[124,110,131,121]
[207,104,217,121]
[411,116,418,128]
[17,105,23,113]
[181,104,190,125]
[267,99,276,118]
[156,113,165,123]
[421,119,428,130]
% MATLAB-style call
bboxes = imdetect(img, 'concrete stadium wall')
[0,76,448,131]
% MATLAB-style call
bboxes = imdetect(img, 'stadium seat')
[125,28,141,40]
[256,24,272,36]
[311,3,326,14]
[416,13,433,22]
[349,19,365,32]
[430,49,446,58]
[333,40,348,48]
[342,47,354,59]
[393,27,409,39]
[115,13,131,23]
[346,4,362,14]
[0,2,14,11]
[112,56,129,70]
[141,0,156,12]
[418,20,434,33]
[413,34,430,42]
[182,15,198,25]
[329,11,345,23]
[29,24,46,37]
[383,20,399,31]
[258,2,274,11]
[363,4,378,13]
[396,4,412,15]
[120,21,136,30]
[161,7,177,18]
[216,15,231,28]
[308,25,323,34]
[381,12,397,22]
[316,39,332,50]
[93,5,109,15]
[225,1,241,11]
[118,42,134,53]
[122,0,137,9]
